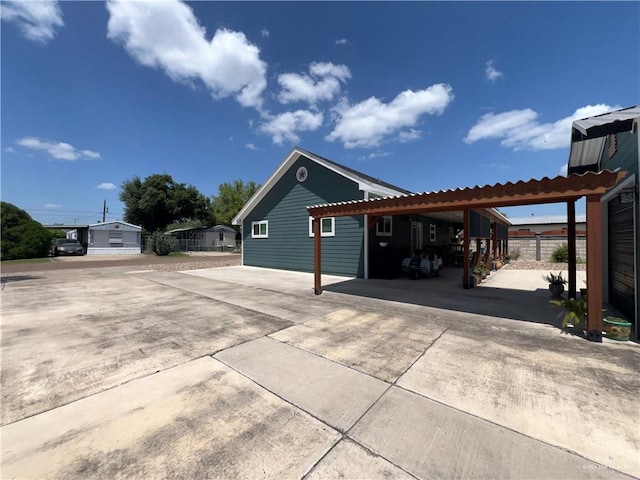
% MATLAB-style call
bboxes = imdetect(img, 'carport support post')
[485,237,492,272]
[567,200,577,299]
[586,195,603,339]
[491,223,498,264]
[313,217,322,295]
[463,209,470,289]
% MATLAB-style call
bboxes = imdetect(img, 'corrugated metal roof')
[307,170,626,219]
[509,215,586,225]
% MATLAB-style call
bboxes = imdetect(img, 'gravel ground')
[127,256,241,272]
[503,259,586,271]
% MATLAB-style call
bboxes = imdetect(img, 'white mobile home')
[87,221,142,255]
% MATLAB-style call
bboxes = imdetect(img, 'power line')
[26,209,124,216]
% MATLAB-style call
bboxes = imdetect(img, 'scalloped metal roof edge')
[306,170,625,210]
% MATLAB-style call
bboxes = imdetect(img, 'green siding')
[243,156,364,277]
[600,131,638,175]
[497,223,509,240]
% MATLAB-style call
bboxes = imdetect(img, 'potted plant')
[550,296,586,334]
[472,265,486,283]
[542,271,567,298]
[603,316,632,341]
[474,264,488,279]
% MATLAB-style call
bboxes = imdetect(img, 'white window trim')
[309,217,336,237]
[429,223,437,242]
[251,220,269,239]
[376,216,392,237]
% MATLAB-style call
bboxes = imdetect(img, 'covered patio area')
[309,170,627,341]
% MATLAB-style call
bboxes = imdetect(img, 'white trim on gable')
[232,147,408,225]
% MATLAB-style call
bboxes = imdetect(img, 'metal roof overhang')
[571,105,639,141]
[307,171,626,219]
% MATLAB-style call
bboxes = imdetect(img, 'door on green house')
[411,221,423,254]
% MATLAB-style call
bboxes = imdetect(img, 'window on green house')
[309,217,335,237]
[376,216,392,236]
[251,220,268,238]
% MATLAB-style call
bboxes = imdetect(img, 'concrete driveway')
[1,265,638,479]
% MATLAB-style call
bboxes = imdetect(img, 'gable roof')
[89,220,142,230]
[168,224,236,234]
[232,147,411,225]
[298,148,412,195]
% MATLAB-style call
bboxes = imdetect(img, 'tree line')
[1,202,66,260]
[120,174,259,232]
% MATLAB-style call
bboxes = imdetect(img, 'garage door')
[608,195,636,322]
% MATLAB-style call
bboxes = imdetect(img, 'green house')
[233,147,505,279]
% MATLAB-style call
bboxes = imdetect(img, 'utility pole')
[102,200,108,223]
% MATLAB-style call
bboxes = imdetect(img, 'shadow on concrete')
[323,268,572,331]
[1,275,45,285]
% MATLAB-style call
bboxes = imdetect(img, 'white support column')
[363,191,369,280]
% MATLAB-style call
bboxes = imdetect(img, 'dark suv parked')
[51,238,84,256]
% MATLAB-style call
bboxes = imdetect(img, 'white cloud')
[480,162,510,169]
[326,83,454,148]
[367,151,391,160]
[559,164,568,176]
[0,0,63,44]
[261,28,269,38]
[106,0,267,109]
[5,146,17,153]
[96,182,117,190]
[399,128,421,143]
[44,203,61,209]
[245,143,257,150]
[259,110,323,145]
[16,137,101,161]
[464,104,618,150]
[277,62,351,105]
[335,38,348,45]
[485,60,503,82]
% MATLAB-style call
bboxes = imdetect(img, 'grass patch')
[1,257,52,265]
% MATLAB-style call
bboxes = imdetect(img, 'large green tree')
[210,180,260,226]
[120,174,211,232]
[1,202,58,260]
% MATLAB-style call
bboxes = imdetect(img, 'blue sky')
[2,1,638,225]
